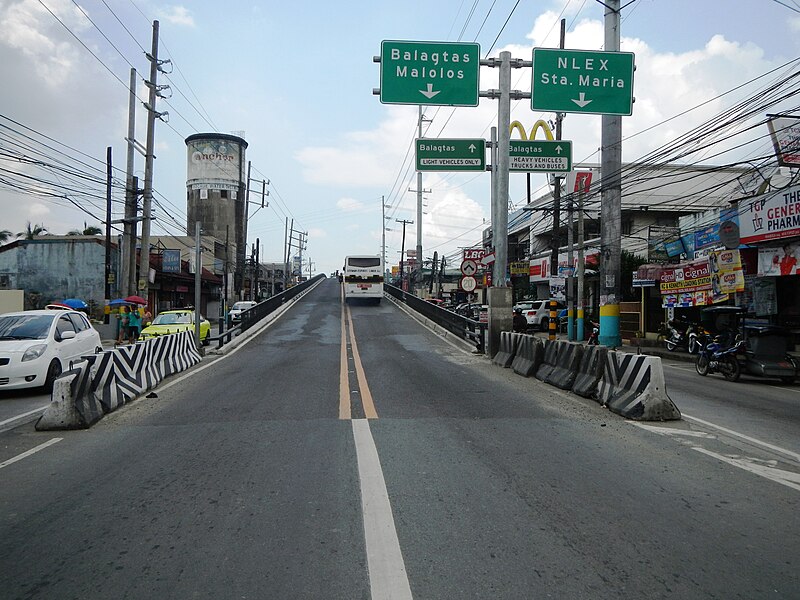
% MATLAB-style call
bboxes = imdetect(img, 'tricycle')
[695,305,798,384]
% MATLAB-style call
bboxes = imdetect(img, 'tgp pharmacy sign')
[739,185,800,244]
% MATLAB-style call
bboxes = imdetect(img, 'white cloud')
[157,6,195,27]
[337,197,364,211]
[0,0,90,86]
[308,227,326,238]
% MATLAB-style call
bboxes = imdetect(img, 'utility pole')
[104,147,112,324]
[600,0,623,347]
[381,195,386,271]
[412,106,432,285]
[577,182,586,341]
[284,217,290,290]
[396,218,413,291]
[194,220,202,351]
[486,50,513,358]
[253,238,260,300]
[548,20,566,342]
[122,68,138,298]
[138,20,169,303]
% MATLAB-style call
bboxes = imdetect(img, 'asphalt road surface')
[1,277,798,599]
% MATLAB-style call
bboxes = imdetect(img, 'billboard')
[739,184,800,244]
[162,249,181,274]
[186,137,246,184]
[767,115,800,167]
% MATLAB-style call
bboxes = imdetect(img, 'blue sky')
[1,0,799,276]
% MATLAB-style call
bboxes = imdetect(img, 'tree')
[67,222,102,236]
[17,222,47,240]
[621,249,648,301]
[0,229,12,244]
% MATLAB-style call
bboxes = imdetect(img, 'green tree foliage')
[621,249,648,301]
[17,222,47,240]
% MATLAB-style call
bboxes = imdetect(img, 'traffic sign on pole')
[460,275,477,292]
[416,138,486,171]
[380,40,480,106]
[460,259,478,276]
[531,48,635,116]
[509,140,572,172]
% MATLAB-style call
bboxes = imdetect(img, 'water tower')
[185,133,248,295]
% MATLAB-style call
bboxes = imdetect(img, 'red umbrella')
[125,295,148,305]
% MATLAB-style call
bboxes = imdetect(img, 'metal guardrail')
[384,284,486,353]
[208,274,326,349]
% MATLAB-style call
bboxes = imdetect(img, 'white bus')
[343,255,383,304]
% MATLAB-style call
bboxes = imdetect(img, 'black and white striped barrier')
[492,331,521,368]
[543,341,584,390]
[596,352,681,421]
[512,335,543,377]
[535,339,560,382]
[37,331,201,430]
[571,345,608,399]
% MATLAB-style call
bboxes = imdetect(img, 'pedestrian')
[117,305,130,344]
[143,308,152,327]
[127,306,141,343]
[512,308,527,333]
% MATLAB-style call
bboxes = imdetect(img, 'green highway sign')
[380,40,480,106]
[509,140,572,172]
[415,138,486,171]
[531,48,635,116]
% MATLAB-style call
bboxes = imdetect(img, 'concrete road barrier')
[597,352,681,421]
[492,331,521,368]
[37,331,201,430]
[535,339,560,382]
[512,335,543,377]
[571,345,608,399]
[36,361,103,430]
[543,341,584,390]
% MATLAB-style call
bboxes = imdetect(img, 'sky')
[1,0,799,277]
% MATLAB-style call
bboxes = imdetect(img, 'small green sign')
[532,48,635,116]
[416,138,486,171]
[509,140,572,172]
[380,40,480,106]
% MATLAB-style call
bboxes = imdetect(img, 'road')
[1,277,798,599]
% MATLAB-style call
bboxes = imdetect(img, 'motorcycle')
[586,320,599,345]
[665,318,701,353]
[695,336,744,382]
[687,326,706,355]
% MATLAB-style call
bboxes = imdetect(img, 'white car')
[0,309,102,391]
[228,301,257,325]
[513,299,565,330]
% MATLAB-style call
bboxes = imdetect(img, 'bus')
[343,255,384,304]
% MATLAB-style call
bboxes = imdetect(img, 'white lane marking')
[0,438,62,470]
[0,407,47,430]
[632,423,715,438]
[351,419,413,600]
[692,447,800,492]
[682,413,800,464]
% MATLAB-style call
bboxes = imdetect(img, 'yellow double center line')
[339,291,378,420]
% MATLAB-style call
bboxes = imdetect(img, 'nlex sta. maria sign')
[531,48,635,116]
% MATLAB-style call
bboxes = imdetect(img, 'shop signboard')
[659,258,713,307]
[694,225,720,250]
[708,248,745,302]
[162,249,181,273]
[739,184,800,244]
[756,241,800,276]
[648,225,682,262]
[767,115,800,167]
